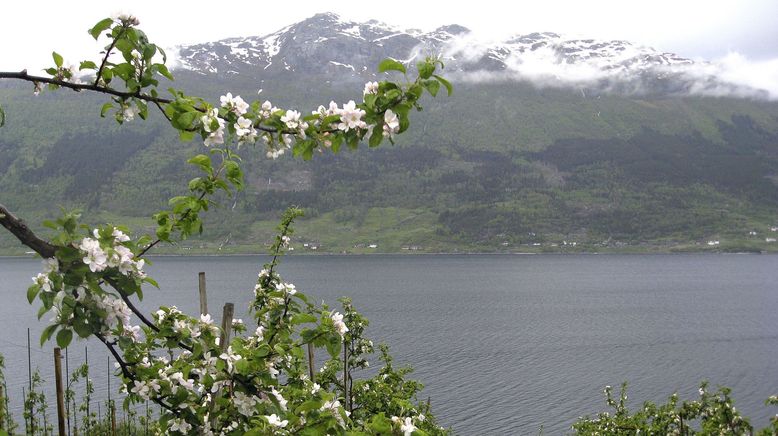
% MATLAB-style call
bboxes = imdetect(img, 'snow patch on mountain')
[173,12,776,99]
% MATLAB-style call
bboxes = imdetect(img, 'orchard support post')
[54,347,66,436]
[219,303,235,350]
[199,272,208,316]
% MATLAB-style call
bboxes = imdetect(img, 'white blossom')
[113,12,140,26]
[219,346,242,373]
[271,387,288,411]
[234,116,257,141]
[400,417,417,436]
[123,324,142,341]
[32,273,53,292]
[204,117,226,147]
[259,100,276,118]
[337,100,367,132]
[79,237,109,272]
[169,418,191,434]
[281,110,303,130]
[42,258,59,274]
[266,414,288,428]
[112,227,130,243]
[233,391,259,417]
[331,311,349,337]
[383,109,400,138]
[220,92,249,115]
[363,81,379,95]
[200,108,220,133]
[120,103,137,122]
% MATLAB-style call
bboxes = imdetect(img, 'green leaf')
[175,111,197,129]
[111,62,135,81]
[73,319,92,338]
[52,52,63,68]
[79,61,97,70]
[367,413,392,433]
[368,125,383,147]
[27,284,40,304]
[423,79,440,97]
[0,104,5,128]
[407,84,424,100]
[377,58,406,74]
[326,335,341,358]
[40,324,58,345]
[178,130,195,142]
[100,102,113,118]
[187,154,212,173]
[433,74,453,96]
[89,18,114,40]
[142,44,156,61]
[291,313,317,325]
[225,160,244,189]
[417,60,435,79]
[136,100,149,120]
[56,328,73,348]
[295,399,324,414]
[156,64,174,81]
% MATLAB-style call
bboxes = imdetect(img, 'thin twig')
[94,26,126,87]
[95,334,179,415]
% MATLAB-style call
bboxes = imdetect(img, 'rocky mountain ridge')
[175,12,762,97]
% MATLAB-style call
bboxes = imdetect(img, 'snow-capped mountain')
[175,12,765,98]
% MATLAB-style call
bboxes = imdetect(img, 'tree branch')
[0,71,173,106]
[0,71,309,135]
[94,27,126,87]
[95,333,179,415]
[0,202,57,257]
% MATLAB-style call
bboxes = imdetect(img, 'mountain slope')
[1,14,778,254]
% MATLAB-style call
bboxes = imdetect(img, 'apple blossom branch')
[0,202,57,258]
[0,71,294,135]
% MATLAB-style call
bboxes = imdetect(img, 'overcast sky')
[1,0,777,70]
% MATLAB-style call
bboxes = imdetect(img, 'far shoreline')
[1,249,776,259]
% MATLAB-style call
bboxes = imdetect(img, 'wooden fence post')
[54,347,66,436]
[111,401,117,436]
[0,383,4,432]
[343,342,349,411]
[219,303,235,350]
[307,343,315,382]
[198,272,208,316]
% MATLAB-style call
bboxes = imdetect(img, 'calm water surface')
[1,254,777,434]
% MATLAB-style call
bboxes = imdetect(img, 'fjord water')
[1,254,777,434]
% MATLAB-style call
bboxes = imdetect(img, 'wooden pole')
[111,402,116,436]
[65,347,71,436]
[343,342,349,412]
[198,272,208,316]
[307,343,315,382]
[0,382,4,432]
[27,328,34,435]
[55,347,67,436]
[22,386,27,435]
[219,303,234,350]
[145,400,149,436]
[109,356,115,436]
[84,346,90,434]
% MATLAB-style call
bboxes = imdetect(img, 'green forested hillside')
[2,76,778,254]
